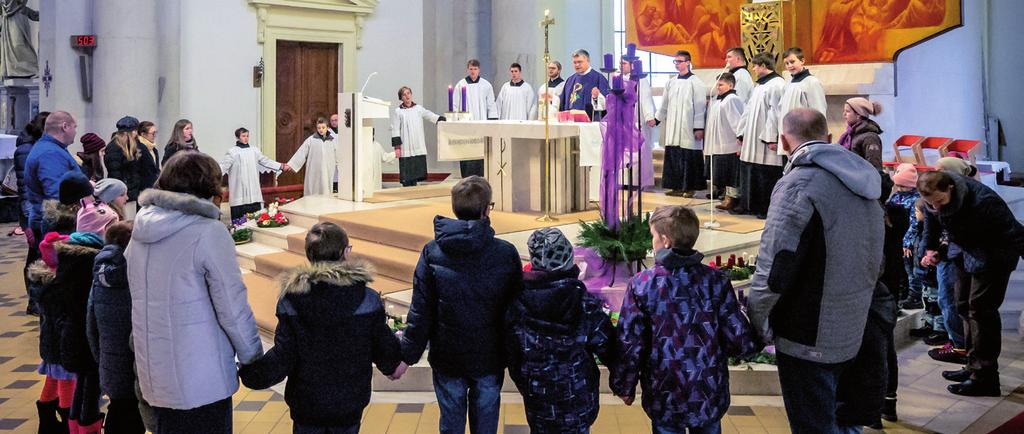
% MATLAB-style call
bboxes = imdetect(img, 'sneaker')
[929,344,968,364]
[909,325,934,338]
[948,379,1001,397]
[923,332,951,346]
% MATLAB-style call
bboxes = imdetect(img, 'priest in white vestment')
[726,47,754,102]
[704,73,745,209]
[735,53,787,218]
[220,128,288,220]
[655,50,707,196]
[776,48,827,156]
[496,63,536,120]
[453,59,496,177]
[391,86,444,187]
[287,119,337,197]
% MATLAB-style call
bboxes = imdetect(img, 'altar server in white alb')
[704,72,745,211]
[537,61,565,120]
[287,117,337,196]
[621,57,655,189]
[391,86,445,187]
[776,47,827,156]
[656,50,707,197]
[725,47,754,102]
[735,53,786,219]
[453,59,496,177]
[220,127,290,220]
[496,63,536,120]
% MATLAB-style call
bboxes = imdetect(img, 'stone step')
[284,232,420,283]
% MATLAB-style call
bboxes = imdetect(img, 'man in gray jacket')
[748,108,884,433]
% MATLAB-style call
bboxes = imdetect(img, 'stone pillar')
[91,0,159,136]
[37,0,94,142]
[490,0,540,87]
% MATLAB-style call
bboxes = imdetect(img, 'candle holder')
[444,111,473,121]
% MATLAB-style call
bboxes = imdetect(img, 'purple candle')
[603,53,614,70]
[612,75,623,90]
[626,43,637,59]
[631,60,643,79]
[447,85,453,112]
[460,86,467,112]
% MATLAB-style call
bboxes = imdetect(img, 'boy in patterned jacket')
[611,205,761,434]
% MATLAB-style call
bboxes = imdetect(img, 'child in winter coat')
[27,170,94,433]
[505,228,615,434]
[239,222,402,433]
[611,205,761,433]
[86,220,146,433]
[886,163,923,309]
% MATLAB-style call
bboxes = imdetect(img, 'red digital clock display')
[71,35,96,48]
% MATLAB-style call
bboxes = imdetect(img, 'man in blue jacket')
[25,111,80,241]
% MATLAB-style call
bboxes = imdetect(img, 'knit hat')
[77,200,119,236]
[846,97,883,118]
[79,133,105,155]
[39,232,68,271]
[891,163,919,188]
[59,171,94,205]
[115,116,140,132]
[527,228,575,272]
[93,178,127,205]
[936,157,975,177]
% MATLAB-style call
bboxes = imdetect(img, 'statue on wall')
[0,0,38,79]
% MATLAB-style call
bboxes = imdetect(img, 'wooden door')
[275,40,339,187]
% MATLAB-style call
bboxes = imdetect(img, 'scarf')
[139,136,158,163]
[838,120,860,150]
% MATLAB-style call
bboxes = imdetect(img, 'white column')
[37,0,95,144]
[91,0,159,136]
[490,0,540,87]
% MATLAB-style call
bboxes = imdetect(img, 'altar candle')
[448,85,453,112]
[626,43,637,59]
[611,75,623,90]
[603,53,614,70]
[460,86,467,112]
[632,60,643,78]
[545,9,549,16]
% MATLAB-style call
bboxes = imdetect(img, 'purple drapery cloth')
[600,80,645,231]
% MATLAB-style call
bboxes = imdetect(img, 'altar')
[437,120,603,214]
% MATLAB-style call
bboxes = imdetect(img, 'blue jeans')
[937,261,966,348]
[903,257,923,301]
[432,371,502,434]
[652,420,721,434]
[777,353,862,434]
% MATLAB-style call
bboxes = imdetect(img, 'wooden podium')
[337,92,390,201]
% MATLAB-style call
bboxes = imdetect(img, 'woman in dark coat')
[839,97,883,170]
[136,121,161,194]
[77,133,107,182]
[162,119,197,165]
[15,111,49,314]
[86,221,145,433]
[104,125,141,202]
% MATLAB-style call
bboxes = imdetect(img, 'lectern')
[337,92,390,201]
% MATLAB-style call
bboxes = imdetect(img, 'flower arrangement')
[385,304,407,337]
[231,226,253,245]
[576,214,652,263]
[248,200,290,228]
[708,253,756,282]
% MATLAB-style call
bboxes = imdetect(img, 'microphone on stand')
[359,72,378,95]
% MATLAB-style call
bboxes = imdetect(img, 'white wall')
[177,0,261,161]
[890,1,985,157]
[37,0,95,149]
[357,0,425,172]
[987,0,1024,169]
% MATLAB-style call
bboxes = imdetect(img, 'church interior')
[0,0,1023,433]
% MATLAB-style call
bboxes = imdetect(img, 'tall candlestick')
[631,60,643,79]
[612,75,623,90]
[626,43,637,59]
[447,85,453,112]
[460,86,467,112]
[603,53,613,70]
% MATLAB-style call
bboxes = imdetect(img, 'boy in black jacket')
[240,222,402,433]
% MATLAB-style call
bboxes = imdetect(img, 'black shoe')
[728,206,747,215]
[942,367,971,382]
[868,421,883,429]
[36,400,61,434]
[924,332,951,346]
[26,302,38,316]
[755,213,767,220]
[948,379,1001,397]
[880,397,897,422]
[909,325,934,338]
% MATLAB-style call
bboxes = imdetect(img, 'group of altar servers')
[385,46,827,213]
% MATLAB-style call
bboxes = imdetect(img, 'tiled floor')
[0,222,1023,433]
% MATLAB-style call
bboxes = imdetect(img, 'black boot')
[881,396,897,422]
[948,378,1001,397]
[36,400,61,434]
[942,367,971,382]
[55,406,70,434]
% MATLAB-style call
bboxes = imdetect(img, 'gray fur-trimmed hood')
[26,259,54,285]
[279,258,376,296]
[42,199,80,234]
[132,189,222,244]
[54,241,101,257]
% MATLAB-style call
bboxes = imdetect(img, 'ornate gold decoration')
[740,1,784,69]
